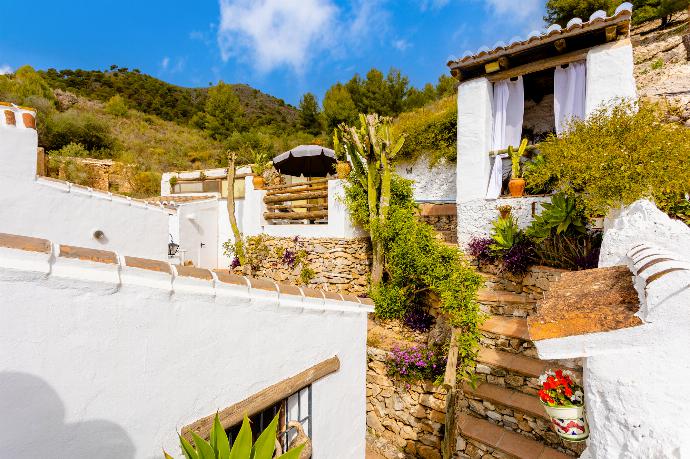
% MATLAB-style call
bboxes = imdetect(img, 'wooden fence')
[263,178,329,223]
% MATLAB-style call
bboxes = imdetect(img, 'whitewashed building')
[0,104,372,458]
[448,3,637,246]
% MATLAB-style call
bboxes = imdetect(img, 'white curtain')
[487,77,524,199]
[554,61,586,135]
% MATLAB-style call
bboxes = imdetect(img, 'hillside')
[39,67,299,130]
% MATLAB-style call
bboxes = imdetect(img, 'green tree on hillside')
[346,68,411,117]
[194,81,244,141]
[298,92,323,135]
[436,74,457,98]
[405,83,437,111]
[105,95,128,116]
[323,83,358,132]
[545,0,689,26]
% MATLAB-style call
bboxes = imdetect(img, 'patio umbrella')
[272,145,336,177]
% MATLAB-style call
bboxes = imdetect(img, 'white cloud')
[484,0,541,20]
[418,0,450,11]
[0,65,12,75]
[217,0,337,73]
[161,57,170,70]
[392,39,410,51]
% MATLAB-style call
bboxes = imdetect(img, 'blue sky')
[0,0,546,106]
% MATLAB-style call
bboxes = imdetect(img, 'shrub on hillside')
[105,95,128,116]
[41,109,114,152]
[525,101,690,219]
[392,96,457,164]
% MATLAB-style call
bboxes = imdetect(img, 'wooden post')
[683,34,690,61]
[36,147,46,176]
[182,356,340,440]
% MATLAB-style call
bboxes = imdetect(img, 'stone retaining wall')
[244,236,371,295]
[366,347,447,459]
[481,264,567,299]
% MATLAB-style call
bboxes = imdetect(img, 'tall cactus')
[335,114,405,285]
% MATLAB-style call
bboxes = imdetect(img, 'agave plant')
[489,215,521,254]
[526,193,587,240]
[164,413,304,459]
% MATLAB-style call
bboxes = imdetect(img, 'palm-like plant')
[165,414,304,459]
[489,215,521,254]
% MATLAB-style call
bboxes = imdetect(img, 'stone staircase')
[453,271,584,459]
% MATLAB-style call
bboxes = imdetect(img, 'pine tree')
[298,92,322,135]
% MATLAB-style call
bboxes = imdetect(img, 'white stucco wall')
[0,126,170,260]
[175,199,220,268]
[456,78,494,203]
[396,156,456,202]
[0,243,371,459]
[534,201,690,458]
[457,196,550,247]
[585,39,637,115]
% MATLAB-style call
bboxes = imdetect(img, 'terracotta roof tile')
[124,256,171,274]
[175,265,213,280]
[301,287,325,299]
[323,291,343,301]
[277,283,302,296]
[0,233,51,254]
[59,245,117,264]
[248,277,278,292]
[528,265,642,341]
[341,293,361,303]
[215,271,248,286]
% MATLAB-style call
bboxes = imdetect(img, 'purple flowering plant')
[467,237,495,262]
[386,343,447,383]
[403,308,434,333]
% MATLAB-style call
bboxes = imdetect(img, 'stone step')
[462,382,583,456]
[479,316,530,340]
[478,289,537,318]
[456,413,572,459]
[477,348,548,379]
[463,381,548,421]
[479,316,538,358]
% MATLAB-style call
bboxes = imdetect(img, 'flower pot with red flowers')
[538,369,589,442]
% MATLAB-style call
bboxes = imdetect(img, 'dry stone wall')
[245,236,371,296]
[480,264,567,299]
[367,347,448,459]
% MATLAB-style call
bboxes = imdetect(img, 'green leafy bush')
[345,172,483,379]
[42,109,114,151]
[489,216,521,253]
[525,101,690,219]
[526,194,587,240]
[105,95,128,116]
[165,413,303,459]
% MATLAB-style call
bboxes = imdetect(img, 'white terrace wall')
[0,238,372,459]
[533,200,690,458]
[396,156,456,203]
[0,114,170,260]
[455,39,637,248]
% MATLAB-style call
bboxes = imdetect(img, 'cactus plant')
[508,138,528,179]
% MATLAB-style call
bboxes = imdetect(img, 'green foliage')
[531,233,602,271]
[343,146,483,378]
[489,216,521,253]
[525,101,690,218]
[50,142,90,158]
[0,65,55,104]
[42,109,114,151]
[196,81,244,141]
[526,193,587,240]
[47,156,100,188]
[105,95,128,116]
[250,149,272,175]
[655,192,690,226]
[132,171,162,197]
[651,58,664,70]
[508,138,528,179]
[166,413,304,459]
[322,83,358,132]
[392,96,457,164]
[298,92,322,135]
[544,0,613,25]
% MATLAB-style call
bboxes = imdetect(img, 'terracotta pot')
[336,161,351,179]
[542,403,589,442]
[508,178,525,197]
[252,175,265,189]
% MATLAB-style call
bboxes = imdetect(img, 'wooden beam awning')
[182,355,340,440]
[448,4,632,82]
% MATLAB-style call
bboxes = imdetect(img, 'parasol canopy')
[272,145,336,177]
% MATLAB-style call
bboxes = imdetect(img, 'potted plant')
[539,369,589,442]
[332,129,351,179]
[508,138,528,197]
[497,204,512,219]
[251,149,271,189]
